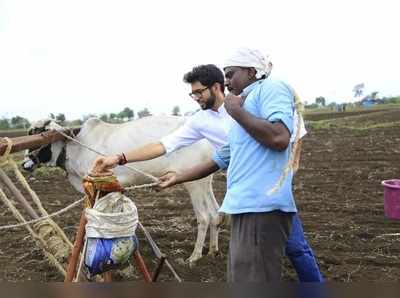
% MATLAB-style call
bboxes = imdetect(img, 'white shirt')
[160,104,306,154]
[160,104,231,154]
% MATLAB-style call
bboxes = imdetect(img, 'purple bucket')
[382,179,400,220]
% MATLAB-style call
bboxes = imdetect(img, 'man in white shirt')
[92,64,323,282]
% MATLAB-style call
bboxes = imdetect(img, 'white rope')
[376,233,400,238]
[0,183,157,231]
[124,182,159,190]
[54,128,160,183]
[0,197,84,230]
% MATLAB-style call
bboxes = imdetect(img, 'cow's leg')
[204,175,220,257]
[183,180,209,263]
[183,176,219,263]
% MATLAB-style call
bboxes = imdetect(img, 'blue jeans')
[285,213,324,282]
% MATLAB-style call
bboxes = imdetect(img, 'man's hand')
[157,160,220,189]
[157,171,180,189]
[90,155,120,175]
[224,93,245,116]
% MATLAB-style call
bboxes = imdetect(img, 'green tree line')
[305,94,400,110]
[1,105,185,130]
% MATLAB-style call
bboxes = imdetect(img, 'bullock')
[23,116,221,263]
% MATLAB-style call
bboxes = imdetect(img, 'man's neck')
[243,78,259,90]
[211,94,225,112]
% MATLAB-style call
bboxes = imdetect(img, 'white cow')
[23,116,221,263]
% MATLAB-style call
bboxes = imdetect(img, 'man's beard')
[201,91,216,110]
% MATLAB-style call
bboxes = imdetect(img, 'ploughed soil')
[0,108,400,282]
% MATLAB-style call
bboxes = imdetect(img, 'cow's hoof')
[186,254,202,266]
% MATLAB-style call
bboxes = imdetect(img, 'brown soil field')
[1,108,400,282]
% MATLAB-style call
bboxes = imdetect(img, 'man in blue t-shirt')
[158,48,323,282]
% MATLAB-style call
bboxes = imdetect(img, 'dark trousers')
[228,211,293,282]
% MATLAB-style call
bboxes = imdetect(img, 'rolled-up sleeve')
[212,144,231,170]
[258,80,295,135]
[268,111,294,135]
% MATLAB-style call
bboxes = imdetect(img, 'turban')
[223,47,272,79]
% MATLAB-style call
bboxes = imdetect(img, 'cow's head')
[22,119,66,172]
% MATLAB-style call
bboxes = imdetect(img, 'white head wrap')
[223,47,272,79]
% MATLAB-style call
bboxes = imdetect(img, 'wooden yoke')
[0,128,81,157]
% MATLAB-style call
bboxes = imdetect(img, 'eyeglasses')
[189,87,209,99]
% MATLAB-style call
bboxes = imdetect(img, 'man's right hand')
[158,171,179,188]
[91,155,120,175]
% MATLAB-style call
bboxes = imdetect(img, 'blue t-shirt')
[212,79,297,214]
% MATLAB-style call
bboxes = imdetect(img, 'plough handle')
[65,212,87,282]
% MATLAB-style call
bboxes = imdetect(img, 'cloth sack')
[84,192,139,275]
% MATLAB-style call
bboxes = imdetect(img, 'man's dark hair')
[183,64,225,93]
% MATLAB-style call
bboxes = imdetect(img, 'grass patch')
[308,119,400,131]
[1,154,65,179]
[31,166,66,179]
[307,120,335,130]
[352,121,400,130]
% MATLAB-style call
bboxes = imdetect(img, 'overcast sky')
[1,0,399,121]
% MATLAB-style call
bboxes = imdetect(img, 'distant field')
[304,103,400,115]
[304,105,400,122]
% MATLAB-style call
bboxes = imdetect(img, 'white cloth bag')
[85,192,138,238]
